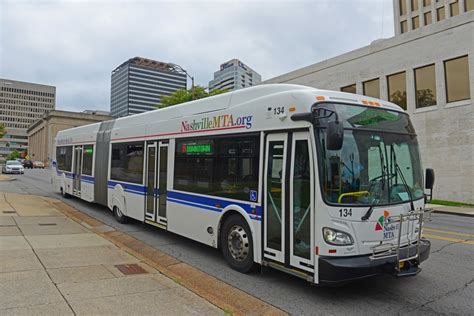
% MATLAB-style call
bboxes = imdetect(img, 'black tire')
[113,206,128,224]
[221,214,255,273]
[60,187,69,198]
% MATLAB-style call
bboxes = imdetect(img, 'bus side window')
[174,134,260,202]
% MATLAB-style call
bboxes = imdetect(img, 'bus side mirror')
[326,120,343,151]
[425,168,435,190]
[425,168,435,203]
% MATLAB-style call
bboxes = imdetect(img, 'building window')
[424,11,432,25]
[437,6,445,20]
[401,20,408,33]
[450,1,460,16]
[56,146,72,172]
[363,79,380,99]
[174,134,260,202]
[423,0,431,6]
[411,0,419,11]
[415,64,437,108]
[111,142,144,184]
[466,0,474,11]
[412,15,420,29]
[387,72,407,110]
[341,84,356,94]
[444,55,471,103]
[400,0,407,15]
[82,145,93,176]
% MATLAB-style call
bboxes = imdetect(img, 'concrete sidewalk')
[427,203,474,217]
[0,192,222,315]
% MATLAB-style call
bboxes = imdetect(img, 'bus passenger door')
[156,141,168,226]
[264,131,314,274]
[289,132,314,273]
[145,143,157,222]
[264,133,287,263]
[73,146,82,196]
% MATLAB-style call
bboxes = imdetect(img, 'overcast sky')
[0,0,394,112]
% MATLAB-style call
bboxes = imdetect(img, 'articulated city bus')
[52,84,435,285]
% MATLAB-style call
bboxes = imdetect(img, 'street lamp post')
[169,63,195,100]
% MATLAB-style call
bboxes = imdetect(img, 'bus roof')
[56,84,404,142]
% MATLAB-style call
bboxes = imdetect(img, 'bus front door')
[145,141,168,227]
[264,132,315,275]
[73,146,83,196]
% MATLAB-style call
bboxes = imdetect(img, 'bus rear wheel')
[113,206,128,224]
[221,214,254,273]
[60,187,69,198]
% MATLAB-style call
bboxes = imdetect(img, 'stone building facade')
[27,110,112,166]
[266,10,473,203]
[0,78,56,162]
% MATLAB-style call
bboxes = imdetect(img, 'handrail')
[337,191,370,203]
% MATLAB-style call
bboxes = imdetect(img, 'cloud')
[0,0,394,112]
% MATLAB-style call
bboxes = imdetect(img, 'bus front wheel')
[221,214,255,273]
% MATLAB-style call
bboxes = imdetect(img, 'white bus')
[52,84,434,285]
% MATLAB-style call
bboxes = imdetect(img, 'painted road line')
[423,233,474,245]
[424,228,474,238]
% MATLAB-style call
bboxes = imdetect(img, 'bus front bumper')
[318,238,431,286]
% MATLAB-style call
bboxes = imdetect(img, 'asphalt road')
[2,169,473,315]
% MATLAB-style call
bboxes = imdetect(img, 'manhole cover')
[2,211,16,214]
[38,223,57,226]
[115,264,148,275]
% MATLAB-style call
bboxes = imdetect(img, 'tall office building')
[395,0,473,34]
[110,57,187,117]
[0,78,56,162]
[208,59,261,92]
[266,1,473,203]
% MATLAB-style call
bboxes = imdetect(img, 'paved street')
[2,169,473,315]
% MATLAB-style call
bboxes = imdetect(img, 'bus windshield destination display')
[181,143,212,154]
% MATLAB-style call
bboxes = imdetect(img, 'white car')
[2,160,25,174]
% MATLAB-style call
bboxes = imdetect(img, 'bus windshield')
[315,103,424,206]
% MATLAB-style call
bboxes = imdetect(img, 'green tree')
[158,86,227,109]
[0,123,5,139]
[7,150,20,160]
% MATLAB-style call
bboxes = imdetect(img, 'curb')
[431,209,474,218]
[48,199,288,316]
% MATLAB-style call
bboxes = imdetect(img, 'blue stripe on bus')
[81,175,95,184]
[167,191,261,220]
[108,180,146,195]
[104,184,261,220]
[167,197,222,212]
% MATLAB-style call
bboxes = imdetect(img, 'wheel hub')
[227,225,249,262]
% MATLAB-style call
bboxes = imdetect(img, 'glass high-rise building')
[209,59,261,92]
[110,57,187,117]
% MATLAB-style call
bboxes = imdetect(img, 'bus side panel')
[80,182,94,202]
[166,199,220,247]
[108,185,145,222]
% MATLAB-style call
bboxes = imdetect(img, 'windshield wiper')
[361,198,378,221]
[395,163,415,211]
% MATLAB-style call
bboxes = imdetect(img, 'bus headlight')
[323,227,354,246]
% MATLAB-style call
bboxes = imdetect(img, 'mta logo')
[375,210,390,231]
